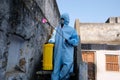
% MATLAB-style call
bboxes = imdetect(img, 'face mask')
[60,18,64,24]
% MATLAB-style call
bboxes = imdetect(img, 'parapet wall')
[75,19,120,45]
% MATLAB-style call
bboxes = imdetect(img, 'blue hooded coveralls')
[49,13,79,80]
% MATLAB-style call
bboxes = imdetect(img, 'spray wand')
[42,18,67,40]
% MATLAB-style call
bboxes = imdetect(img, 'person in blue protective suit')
[49,13,79,80]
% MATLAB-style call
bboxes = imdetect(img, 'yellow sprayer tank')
[43,43,54,70]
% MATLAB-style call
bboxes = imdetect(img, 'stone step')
[36,70,52,75]
[36,70,52,80]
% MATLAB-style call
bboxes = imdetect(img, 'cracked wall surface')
[0,0,60,80]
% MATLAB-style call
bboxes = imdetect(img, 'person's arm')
[65,30,79,46]
[48,28,56,43]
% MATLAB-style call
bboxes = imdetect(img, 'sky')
[56,0,120,26]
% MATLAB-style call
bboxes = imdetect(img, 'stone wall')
[0,0,60,80]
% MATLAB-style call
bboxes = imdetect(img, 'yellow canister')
[43,43,54,70]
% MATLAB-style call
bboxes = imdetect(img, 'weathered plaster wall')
[0,0,60,80]
[79,23,120,44]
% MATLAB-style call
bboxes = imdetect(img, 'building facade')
[75,17,120,80]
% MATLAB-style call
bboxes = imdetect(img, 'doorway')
[82,51,95,80]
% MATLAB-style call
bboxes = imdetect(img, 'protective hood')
[60,13,70,25]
